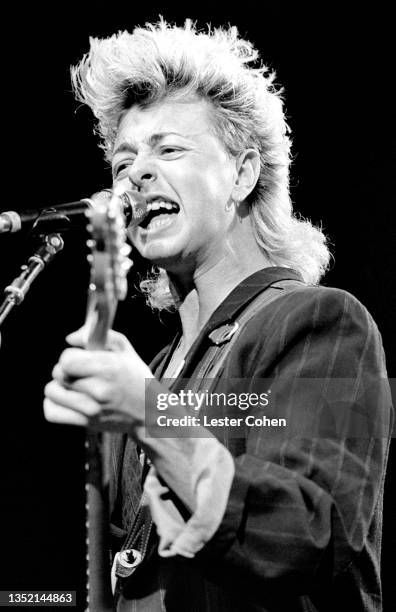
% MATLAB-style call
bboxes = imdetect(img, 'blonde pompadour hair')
[72,18,331,310]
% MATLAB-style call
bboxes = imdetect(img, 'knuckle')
[94,383,111,404]
[43,398,57,422]
[58,349,74,369]
[51,364,62,380]
[60,347,83,368]
[44,380,56,396]
[84,402,101,417]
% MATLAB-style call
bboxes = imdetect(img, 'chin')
[137,242,180,267]
[134,230,185,263]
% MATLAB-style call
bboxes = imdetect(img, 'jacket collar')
[157,267,302,380]
[204,266,302,333]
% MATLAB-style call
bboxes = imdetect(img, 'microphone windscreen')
[90,189,147,227]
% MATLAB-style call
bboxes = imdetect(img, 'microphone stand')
[0,233,64,327]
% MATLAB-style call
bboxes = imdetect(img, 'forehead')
[114,97,217,147]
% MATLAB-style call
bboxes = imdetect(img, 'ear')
[231,149,261,203]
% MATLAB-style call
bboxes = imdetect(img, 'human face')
[112,97,238,276]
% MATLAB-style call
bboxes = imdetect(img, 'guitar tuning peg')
[86,239,95,249]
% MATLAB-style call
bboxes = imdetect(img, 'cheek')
[202,156,234,197]
[185,161,231,200]
[112,178,130,197]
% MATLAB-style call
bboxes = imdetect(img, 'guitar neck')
[84,187,132,611]
[86,432,114,611]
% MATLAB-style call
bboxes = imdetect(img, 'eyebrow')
[112,132,187,156]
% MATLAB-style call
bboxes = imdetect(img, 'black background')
[0,3,394,610]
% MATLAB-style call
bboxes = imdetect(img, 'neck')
[169,240,272,354]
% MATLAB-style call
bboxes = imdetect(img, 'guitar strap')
[111,278,305,593]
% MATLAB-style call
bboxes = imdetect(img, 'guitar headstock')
[85,187,132,348]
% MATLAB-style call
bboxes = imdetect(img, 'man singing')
[44,20,392,611]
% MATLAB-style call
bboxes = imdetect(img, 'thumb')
[105,330,135,353]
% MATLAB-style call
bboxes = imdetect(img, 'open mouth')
[140,199,180,231]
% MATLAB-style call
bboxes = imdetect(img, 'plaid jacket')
[110,267,393,611]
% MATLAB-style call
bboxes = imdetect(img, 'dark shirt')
[112,267,393,611]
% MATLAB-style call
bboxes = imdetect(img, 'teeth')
[147,216,173,230]
[141,199,179,230]
[147,199,178,212]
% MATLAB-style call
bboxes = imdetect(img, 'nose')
[128,153,157,190]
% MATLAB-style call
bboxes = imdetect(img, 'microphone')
[0,189,147,234]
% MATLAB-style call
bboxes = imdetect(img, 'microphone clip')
[0,233,64,327]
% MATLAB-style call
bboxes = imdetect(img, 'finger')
[66,328,133,354]
[44,397,89,426]
[51,363,115,398]
[58,348,116,379]
[66,326,89,347]
[52,363,66,382]
[44,379,101,417]
[65,376,114,405]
